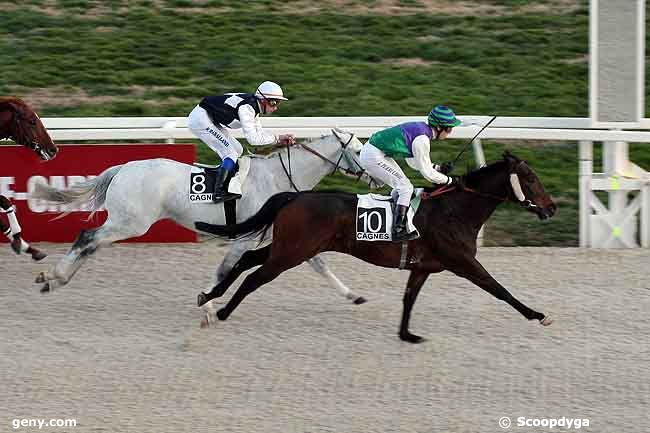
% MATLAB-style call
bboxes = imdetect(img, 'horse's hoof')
[35,272,46,284]
[353,296,367,305]
[10,239,21,254]
[197,292,208,307]
[540,315,554,326]
[31,250,47,261]
[399,332,426,344]
[216,308,228,321]
[40,282,50,293]
[200,316,210,329]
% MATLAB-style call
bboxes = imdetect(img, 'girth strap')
[399,242,408,269]
[224,200,237,239]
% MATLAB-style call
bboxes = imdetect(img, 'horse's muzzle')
[538,203,557,220]
[37,144,58,161]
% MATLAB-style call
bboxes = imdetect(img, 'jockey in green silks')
[359,105,462,242]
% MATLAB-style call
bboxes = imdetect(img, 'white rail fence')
[38,116,650,248]
[41,115,650,142]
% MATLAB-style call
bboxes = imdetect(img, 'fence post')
[163,120,177,144]
[473,138,487,246]
[642,182,650,247]
[579,140,593,247]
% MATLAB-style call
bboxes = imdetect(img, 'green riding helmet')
[427,105,461,128]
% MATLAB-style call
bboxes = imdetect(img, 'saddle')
[355,191,421,242]
[193,161,240,183]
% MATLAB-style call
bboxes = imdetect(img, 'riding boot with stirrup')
[392,204,419,242]
[212,167,240,203]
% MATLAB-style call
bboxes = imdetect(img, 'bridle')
[421,160,543,211]
[9,109,50,159]
[277,133,368,192]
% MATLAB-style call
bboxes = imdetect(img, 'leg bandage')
[1,206,29,253]
[18,239,30,253]
[2,206,23,235]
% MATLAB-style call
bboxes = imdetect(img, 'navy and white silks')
[187,93,277,162]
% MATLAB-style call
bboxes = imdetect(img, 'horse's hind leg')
[216,257,299,321]
[198,246,270,306]
[36,227,98,292]
[37,221,148,292]
[308,255,366,304]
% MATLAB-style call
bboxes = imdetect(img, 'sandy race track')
[1,243,648,433]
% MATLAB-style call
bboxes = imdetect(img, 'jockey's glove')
[448,176,465,190]
[440,161,455,175]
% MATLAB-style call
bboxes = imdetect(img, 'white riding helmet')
[255,81,288,101]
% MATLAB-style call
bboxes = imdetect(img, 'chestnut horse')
[0,97,57,260]
[195,152,557,343]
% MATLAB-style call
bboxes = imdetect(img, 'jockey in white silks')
[187,81,296,203]
[359,105,462,242]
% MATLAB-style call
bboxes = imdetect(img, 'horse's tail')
[32,165,123,212]
[195,192,299,239]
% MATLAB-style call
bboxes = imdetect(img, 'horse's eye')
[30,119,37,125]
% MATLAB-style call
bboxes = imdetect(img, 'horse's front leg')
[446,255,553,326]
[0,199,47,261]
[308,255,366,304]
[399,270,430,343]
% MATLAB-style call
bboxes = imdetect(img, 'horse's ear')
[333,127,363,152]
[332,127,351,141]
[0,99,18,112]
[502,150,520,170]
[503,150,520,161]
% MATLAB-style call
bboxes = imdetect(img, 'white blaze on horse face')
[510,173,526,202]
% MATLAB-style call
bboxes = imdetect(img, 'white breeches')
[187,105,243,162]
[359,143,413,207]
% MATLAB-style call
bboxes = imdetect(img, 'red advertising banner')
[0,144,197,243]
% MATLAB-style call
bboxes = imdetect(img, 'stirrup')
[392,228,419,242]
[212,192,241,204]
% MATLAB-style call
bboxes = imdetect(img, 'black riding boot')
[392,204,419,242]
[212,167,231,203]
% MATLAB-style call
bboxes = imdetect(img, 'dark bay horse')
[0,97,58,260]
[196,152,557,343]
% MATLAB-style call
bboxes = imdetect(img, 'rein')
[301,142,364,177]
[277,135,367,191]
[278,146,301,192]
[420,165,542,212]
[420,185,506,202]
